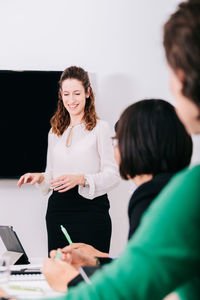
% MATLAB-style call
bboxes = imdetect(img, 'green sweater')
[47,165,200,300]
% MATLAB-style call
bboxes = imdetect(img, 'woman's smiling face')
[61,78,89,118]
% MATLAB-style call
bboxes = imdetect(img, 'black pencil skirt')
[46,186,112,254]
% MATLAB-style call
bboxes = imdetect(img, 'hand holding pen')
[51,244,98,269]
[42,225,92,292]
[59,225,92,284]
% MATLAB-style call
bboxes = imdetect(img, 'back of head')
[117,99,193,180]
[163,0,200,106]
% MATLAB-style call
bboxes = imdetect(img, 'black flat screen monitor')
[0,70,61,178]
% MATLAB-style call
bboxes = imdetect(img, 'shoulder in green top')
[39,165,200,300]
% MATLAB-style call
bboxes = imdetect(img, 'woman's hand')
[17,173,44,187]
[51,174,85,193]
[50,248,97,269]
[42,258,79,292]
[50,243,109,268]
[62,243,109,258]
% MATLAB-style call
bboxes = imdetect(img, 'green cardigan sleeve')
[47,165,200,300]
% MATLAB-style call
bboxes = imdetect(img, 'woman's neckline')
[68,122,85,128]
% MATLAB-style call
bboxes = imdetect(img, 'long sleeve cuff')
[78,175,95,199]
[78,172,120,200]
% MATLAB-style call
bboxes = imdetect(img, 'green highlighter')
[54,226,72,262]
[60,225,73,244]
[54,249,62,262]
[60,224,92,285]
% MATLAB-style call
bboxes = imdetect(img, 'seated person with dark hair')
[42,99,192,290]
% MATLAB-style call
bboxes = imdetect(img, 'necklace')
[66,122,84,147]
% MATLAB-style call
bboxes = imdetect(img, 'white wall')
[1,0,199,259]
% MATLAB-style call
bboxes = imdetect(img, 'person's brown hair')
[51,66,98,135]
[163,0,200,106]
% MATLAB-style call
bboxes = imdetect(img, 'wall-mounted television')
[0,70,62,178]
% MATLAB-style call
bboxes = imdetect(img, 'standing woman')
[17,66,119,253]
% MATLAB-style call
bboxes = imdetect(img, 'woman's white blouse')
[38,120,120,199]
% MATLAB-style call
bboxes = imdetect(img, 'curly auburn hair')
[163,0,200,106]
[51,66,98,135]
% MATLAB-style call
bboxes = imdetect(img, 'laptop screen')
[0,226,29,264]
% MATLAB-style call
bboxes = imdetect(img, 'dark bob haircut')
[117,99,193,180]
